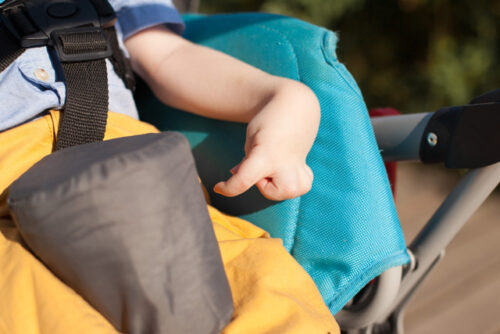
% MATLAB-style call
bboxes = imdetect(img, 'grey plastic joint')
[371,113,432,162]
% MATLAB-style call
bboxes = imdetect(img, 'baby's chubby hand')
[214,82,320,201]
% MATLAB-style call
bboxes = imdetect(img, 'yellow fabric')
[0,111,339,334]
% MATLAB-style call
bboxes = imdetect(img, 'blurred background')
[199,0,500,114]
[173,1,500,332]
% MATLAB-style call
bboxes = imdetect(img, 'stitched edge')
[328,250,410,314]
[321,30,363,99]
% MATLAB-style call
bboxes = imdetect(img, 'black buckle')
[52,27,112,62]
[0,0,115,60]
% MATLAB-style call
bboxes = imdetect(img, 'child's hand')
[125,26,320,200]
[213,82,320,201]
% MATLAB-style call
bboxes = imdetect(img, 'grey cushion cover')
[8,132,233,334]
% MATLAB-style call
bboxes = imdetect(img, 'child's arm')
[125,25,320,201]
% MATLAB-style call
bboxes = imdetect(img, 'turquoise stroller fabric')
[136,13,410,315]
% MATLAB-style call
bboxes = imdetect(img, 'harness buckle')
[0,0,115,61]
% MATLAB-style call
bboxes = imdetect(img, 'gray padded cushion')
[8,132,233,334]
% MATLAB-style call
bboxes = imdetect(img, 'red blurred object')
[369,108,401,198]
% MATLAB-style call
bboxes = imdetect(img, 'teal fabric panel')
[136,13,410,315]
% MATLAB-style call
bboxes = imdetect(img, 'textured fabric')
[137,13,410,314]
[0,0,183,132]
[57,49,108,149]
[0,111,339,334]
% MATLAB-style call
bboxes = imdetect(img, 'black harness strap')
[105,26,135,91]
[55,30,109,150]
[0,23,25,73]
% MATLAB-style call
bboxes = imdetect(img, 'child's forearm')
[125,25,316,123]
[125,24,321,200]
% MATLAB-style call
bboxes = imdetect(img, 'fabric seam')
[328,249,410,313]
[320,31,363,99]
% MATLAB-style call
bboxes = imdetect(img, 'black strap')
[0,22,26,73]
[105,26,135,91]
[0,24,110,150]
[55,30,109,150]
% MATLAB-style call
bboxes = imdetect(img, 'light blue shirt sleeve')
[109,0,185,40]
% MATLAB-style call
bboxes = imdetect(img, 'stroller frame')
[337,112,500,333]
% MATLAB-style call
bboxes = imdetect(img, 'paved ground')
[395,163,500,334]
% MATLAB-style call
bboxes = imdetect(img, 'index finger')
[213,154,270,197]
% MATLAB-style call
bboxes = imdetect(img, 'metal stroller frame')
[337,112,500,333]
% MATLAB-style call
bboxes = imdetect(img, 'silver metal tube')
[410,162,500,268]
[348,111,499,328]
[371,113,432,162]
[391,162,500,311]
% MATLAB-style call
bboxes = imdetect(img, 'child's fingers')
[255,178,282,201]
[256,166,313,201]
[230,162,241,175]
[257,175,300,201]
[213,155,270,197]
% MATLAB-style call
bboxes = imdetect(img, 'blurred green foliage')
[200,0,500,113]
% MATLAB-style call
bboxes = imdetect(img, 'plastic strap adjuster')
[52,27,112,62]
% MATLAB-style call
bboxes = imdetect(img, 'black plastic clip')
[52,26,112,62]
[0,0,115,60]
